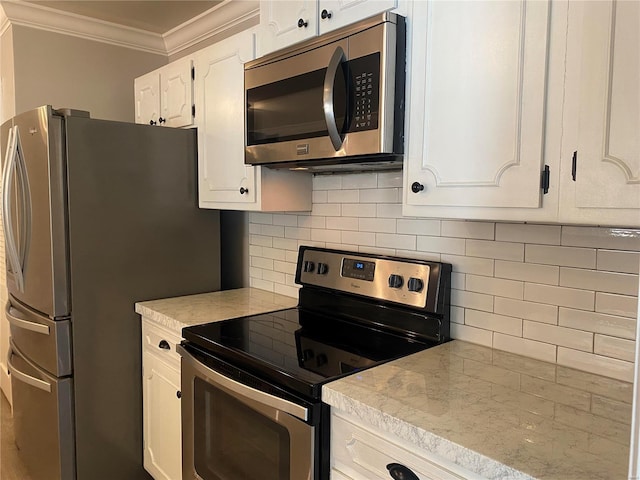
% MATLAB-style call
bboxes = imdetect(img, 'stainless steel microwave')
[244,13,406,171]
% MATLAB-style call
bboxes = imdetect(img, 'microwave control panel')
[348,53,380,132]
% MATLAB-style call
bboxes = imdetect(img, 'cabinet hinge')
[571,151,577,181]
[540,165,550,194]
[192,104,195,118]
[191,66,195,80]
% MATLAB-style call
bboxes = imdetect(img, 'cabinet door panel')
[258,0,318,56]
[135,71,160,126]
[318,0,397,35]
[161,58,194,128]
[573,0,639,210]
[406,0,550,209]
[196,30,258,207]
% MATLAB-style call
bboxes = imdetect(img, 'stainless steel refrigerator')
[0,106,221,480]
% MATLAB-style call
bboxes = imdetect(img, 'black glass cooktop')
[182,307,436,400]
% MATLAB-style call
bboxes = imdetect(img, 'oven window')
[246,66,348,146]
[193,377,291,480]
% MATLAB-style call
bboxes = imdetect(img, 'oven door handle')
[323,46,346,151]
[177,344,309,422]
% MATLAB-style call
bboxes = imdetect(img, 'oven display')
[342,258,375,281]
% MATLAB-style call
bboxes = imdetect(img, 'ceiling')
[25,1,222,34]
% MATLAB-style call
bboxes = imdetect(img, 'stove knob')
[317,263,329,275]
[316,354,328,367]
[407,277,424,292]
[303,260,315,273]
[388,274,403,289]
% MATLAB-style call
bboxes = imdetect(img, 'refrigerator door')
[0,106,70,319]
[8,338,75,480]
[7,296,72,377]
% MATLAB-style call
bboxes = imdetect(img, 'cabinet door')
[318,0,397,35]
[559,0,640,226]
[143,352,182,480]
[160,57,194,128]
[135,70,160,126]
[195,30,259,208]
[258,0,318,56]
[405,0,551,209]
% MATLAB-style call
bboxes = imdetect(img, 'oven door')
[178,344,316,480]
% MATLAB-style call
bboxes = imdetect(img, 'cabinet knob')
[158,340,170,350]
[149,120,156,126]
[386,463,419,480]
[176,390,182,399]
[297,18,308,28]
[321,9,332,19]
[158,117,166,124]
[411,182,425,193]
[239,187,249,195]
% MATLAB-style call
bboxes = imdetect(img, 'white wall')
[248,171,640,382]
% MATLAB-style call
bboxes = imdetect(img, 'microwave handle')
[323,46,346,151]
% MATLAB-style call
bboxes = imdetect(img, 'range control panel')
[296,246,444,310]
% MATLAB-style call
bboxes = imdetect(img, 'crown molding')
[164,0,259,56]
[0,0,260,56]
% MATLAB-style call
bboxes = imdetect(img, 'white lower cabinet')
[142,319,182,480]
[331,411,480,480]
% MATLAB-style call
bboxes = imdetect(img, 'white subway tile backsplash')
[466,275,524,300]
[376,233,416,250]
[494,298,558,325]
[359,218,396,233]
[594,335,635,362]
[397,219,441,236]
[466,240,524,261]
[248,172,639,381]
[597,250,640,274]
[466,310,522,336]
[342,203,376,217]
[523,321,593,352]
[557,347,634,383]
[558,307,636,340]
[595,293,639,318]
[417,236,465,255]
[495,223,561,245]
[525,283,595,310]
[493,333,557,363]
[525,245,596,268]
[562,226,640,251]
[441,254,494,276]
[495,260,559,285]
[562,268,639,296]
[441,221,495,240]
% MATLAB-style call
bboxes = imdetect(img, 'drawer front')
[142,319,181,370]
[331,412,476,480]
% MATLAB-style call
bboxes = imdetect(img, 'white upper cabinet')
[195,29,311,211]
[135,56,194,128]
[257,0,397,56]
[559,0,640,227]
[404,0,553,216]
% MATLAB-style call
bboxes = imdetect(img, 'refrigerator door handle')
[15,127,32,276]
[2,125,26,292]
[7,341,52,393]
[6,303,50,335]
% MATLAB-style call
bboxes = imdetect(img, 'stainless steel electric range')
[178,246,451,480]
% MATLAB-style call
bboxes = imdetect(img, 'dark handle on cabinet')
[176,390,182,399]
[297,18,308,28]
[321,9,332,19]
[149,120,156,126]
[386,463,420,480]
[411,182,425,194]
[239,187,249,195]
[158,340,170,350]
[158,117,166,124]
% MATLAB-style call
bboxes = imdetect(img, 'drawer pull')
[158,340,170,350]
[386,463,419,480]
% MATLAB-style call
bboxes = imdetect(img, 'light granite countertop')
[323,340,632,480]
[135,287,298,333]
